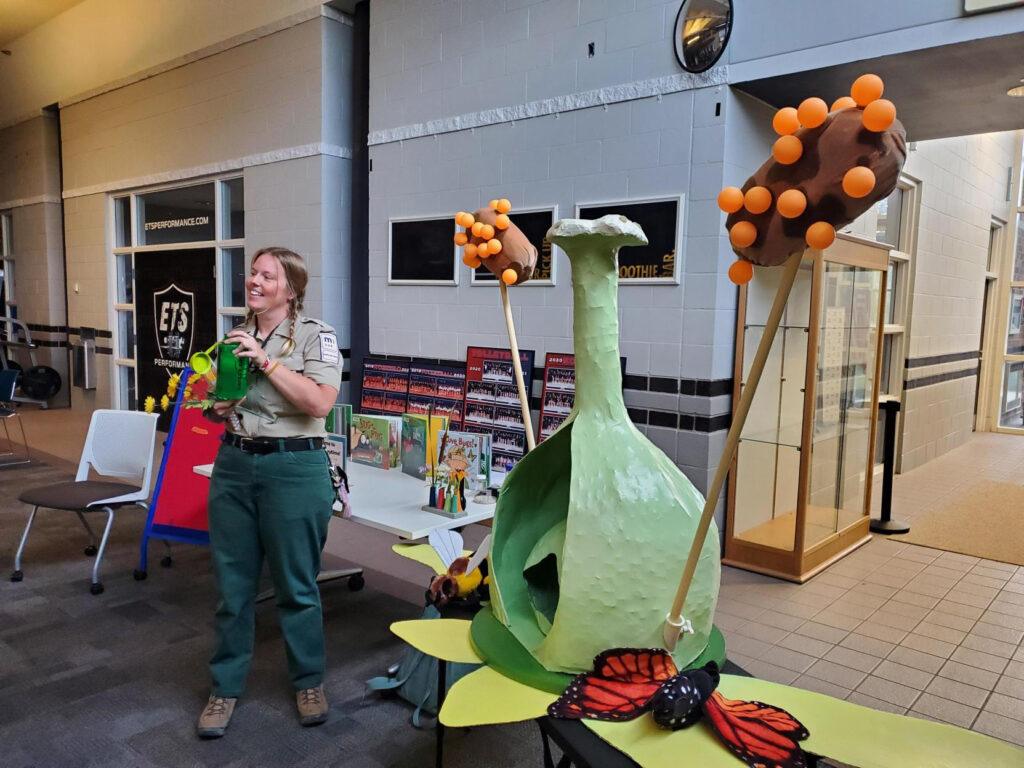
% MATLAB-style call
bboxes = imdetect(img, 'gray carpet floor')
[0,461,544,768]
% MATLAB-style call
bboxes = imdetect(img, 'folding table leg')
[435,659,447,768]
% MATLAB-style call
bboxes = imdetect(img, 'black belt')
[222,433,324,455]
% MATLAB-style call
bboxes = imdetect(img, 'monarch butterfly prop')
[549,650,813,768]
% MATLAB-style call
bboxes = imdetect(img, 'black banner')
[135,248,217,428]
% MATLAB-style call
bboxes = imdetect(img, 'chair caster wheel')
[90,583,104,595]
[84,545,98,556]
[160,556,173,568]
[133,569,147,581]
[347,574,365,591]
[10,570,23,582]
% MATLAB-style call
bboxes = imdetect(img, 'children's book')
[401,413,449,479]
[326,404,354,453]
[439,431,491,489]
[381,415,403,468]
[350,414,393,469]
[325,433,348,474]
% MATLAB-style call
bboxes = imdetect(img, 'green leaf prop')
[483,216,721,675]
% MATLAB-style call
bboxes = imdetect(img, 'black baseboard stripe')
[905,350,979,369]
[904,365,978,390]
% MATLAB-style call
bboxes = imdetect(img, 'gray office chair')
[0,369,30,467]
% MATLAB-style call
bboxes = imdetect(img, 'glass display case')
[724,235,889,582]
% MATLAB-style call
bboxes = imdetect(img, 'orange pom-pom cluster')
[719,73,899,279]
[454,199,515,281]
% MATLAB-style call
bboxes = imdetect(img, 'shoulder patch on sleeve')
[318,332,340,364]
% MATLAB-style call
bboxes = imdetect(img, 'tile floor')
[717,538,1024,747]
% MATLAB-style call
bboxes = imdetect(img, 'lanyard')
[253,321,285,351]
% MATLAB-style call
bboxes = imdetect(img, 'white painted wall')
[0,115,61,206]
[0,0,328,126]
[60,19,326,196]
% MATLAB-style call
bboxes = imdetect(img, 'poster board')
[538,353,627,441]
[360,358,410,415]
[463,345,536,475]
[576,196,682,284]
[138,370,223,571]
[406,362,466,427]
[472,207,557,285]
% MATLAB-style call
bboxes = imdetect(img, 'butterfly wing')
[702,691,809,768]
[548,649,679,722]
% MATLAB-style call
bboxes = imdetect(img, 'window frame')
[387,214,459,286]
[992,134,1024,433]
[468,205,558,287]
[574,194,684,285]
[108,174,244,410]
[1,212,14,338]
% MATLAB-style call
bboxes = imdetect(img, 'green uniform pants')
[207,443,336,697]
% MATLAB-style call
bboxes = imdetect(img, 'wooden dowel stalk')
[663,252,803,650]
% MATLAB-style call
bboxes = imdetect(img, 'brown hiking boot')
[196,695,237,738]
[296,685,328,726]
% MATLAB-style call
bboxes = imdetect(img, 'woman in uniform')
[197,246,342,738]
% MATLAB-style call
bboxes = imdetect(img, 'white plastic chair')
[11,409,159,594]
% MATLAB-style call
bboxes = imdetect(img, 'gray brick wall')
[60,19,325,195]
[369,0,694,134]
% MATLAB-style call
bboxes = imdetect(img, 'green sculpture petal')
[487,215,721,674]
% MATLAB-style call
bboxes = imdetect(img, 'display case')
[724,234,889,582]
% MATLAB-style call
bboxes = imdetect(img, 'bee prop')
[454,200,538,451]
[663,75,908,651]
[422,530,492,609]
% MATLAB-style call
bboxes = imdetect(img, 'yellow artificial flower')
[143,396,156,414]
[160,394,170,412]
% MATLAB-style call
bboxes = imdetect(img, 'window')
[388,216,458,285]
[874,186,904,248]
[866,180,915,465]
[997,142,1024,430]
[577,197,682,283]
[1,213,15,338]
[111,177,244,410]
[876,183,913,398]
[471,207,557,286]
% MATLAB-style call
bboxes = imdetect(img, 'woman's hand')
[225,330,268,369]
[203,399,242,423]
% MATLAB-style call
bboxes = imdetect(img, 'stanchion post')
[870,397,909,535]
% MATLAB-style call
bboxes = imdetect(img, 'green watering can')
[189,341,248,401]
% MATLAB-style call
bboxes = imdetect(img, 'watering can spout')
[189,341,219,374]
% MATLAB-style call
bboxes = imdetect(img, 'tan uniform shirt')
[231,315,342,439]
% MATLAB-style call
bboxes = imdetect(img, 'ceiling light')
[1008,84,1024,97]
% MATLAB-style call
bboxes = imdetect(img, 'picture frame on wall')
[388,215,459,285]
[470,206,558,286]
[576,195,683,284]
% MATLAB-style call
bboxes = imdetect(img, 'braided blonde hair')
[245,246,308,356]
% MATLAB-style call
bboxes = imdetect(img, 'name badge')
[319,332,340,364]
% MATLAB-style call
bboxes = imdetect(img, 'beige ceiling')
[0,0,87,47]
